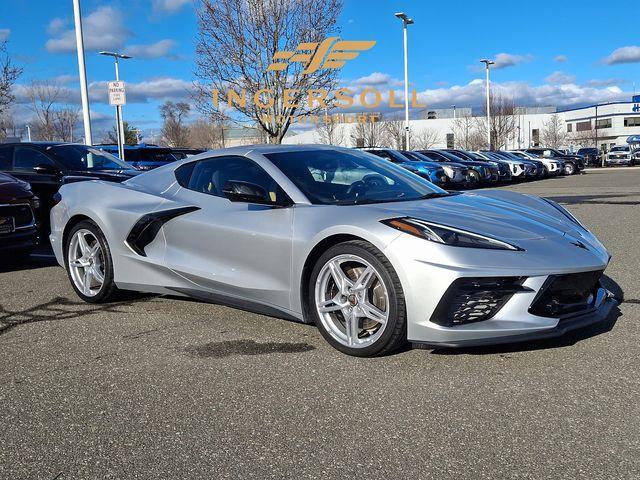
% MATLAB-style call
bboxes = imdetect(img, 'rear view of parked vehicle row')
[49,145,614,357]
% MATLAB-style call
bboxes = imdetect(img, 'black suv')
[0,142,139,232]
[576,147,602,167]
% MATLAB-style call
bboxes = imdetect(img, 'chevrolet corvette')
[50,145,616,356]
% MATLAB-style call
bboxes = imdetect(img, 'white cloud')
[46,6,129,53]
[545,71,576,84]
[54,74,79,84]
[152,0,191,13]
[603,46,640,65]
[586,78,626,87]
[88,77,192,103]
[124,39,177,59]
[0,29,10,42]
[554,55,568,63]
[491,53,533,69]
[351,72,403,88]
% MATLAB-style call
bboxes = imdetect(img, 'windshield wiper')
[419,192,456,199]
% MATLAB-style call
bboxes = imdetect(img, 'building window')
[624,117,640,127]
[576,121,592,132]
[567,123,573,132]
[531,129,540,146]
[446,133,454,148]
[596,118,612,129]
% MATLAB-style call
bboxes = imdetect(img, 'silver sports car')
[50,145,616,356]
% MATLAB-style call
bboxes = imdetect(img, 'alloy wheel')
[68,229,105,297]
[314,254,390,349]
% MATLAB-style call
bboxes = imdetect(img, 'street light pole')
[100,51,132,161]
[451,104,456,119]
[73,0,92,145]
[395,12,414,150]
[480,59,495,150]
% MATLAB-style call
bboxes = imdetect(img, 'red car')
[0,172,39,257]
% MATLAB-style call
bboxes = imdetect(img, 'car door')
[10,146,64,230]
[162,155,295,313]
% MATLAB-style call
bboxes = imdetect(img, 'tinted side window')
[0,146,12,169]
[184,156,287,204]
[175,161,196,187]
[14,147,56,170]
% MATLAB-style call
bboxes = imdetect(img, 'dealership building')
[284,95,640,151]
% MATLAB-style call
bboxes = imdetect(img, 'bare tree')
[0,110,17,142]
[27,81,66,141]
[451,114,483,150]
[540,114,567,148]
[160,101,191,147]
[188,118,227,149]
[476,92,518,149]
[53,107,80,142]
[381,120,405,149]
[568,122,598,148]
[350,116,384,147]
[194,0,342,144]
[412,127,440,150]
[0,40,22,118]
[317,115,345,145]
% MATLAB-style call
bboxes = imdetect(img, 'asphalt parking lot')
[1,168,639,480]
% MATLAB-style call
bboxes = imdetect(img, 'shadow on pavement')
[547,193,640,206]
[0,245,58,274]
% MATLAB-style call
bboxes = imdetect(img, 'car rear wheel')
[308,240,407,357]
[563,162,575,175]
[65,220,120,303]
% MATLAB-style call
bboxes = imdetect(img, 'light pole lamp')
[99,51,132,160]
[395,12,413,150]
[480,59,495,150]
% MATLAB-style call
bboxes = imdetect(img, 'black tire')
[64,220,120,303]
[307,240,407,357]
[564,162,576,175]
[468,169,481,186]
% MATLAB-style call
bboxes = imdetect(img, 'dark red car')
[0,172,39,257]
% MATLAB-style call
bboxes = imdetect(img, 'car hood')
[401,161,442,172]
[370,190,593,243]
[0,172,33,201]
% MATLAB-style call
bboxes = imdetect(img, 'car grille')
[528,270,603,318]
[0,203,35,229]
[430,277,527,327]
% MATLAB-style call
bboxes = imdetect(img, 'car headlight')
[381,217,523,251]
[543,198,587,230]
[442,165,454,176]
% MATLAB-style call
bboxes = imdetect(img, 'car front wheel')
[308,240,407,357]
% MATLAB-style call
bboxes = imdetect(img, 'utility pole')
[395,12,414,150]
[480,59,495,150]
[73,0,92,145]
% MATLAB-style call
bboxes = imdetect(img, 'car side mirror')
[33,164,60,175]
[222,180,273,205]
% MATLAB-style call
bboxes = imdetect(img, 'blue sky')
[1,0,639,139]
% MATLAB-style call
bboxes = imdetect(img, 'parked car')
[400,151,470,186]
[170,148,206,160]
[443,149,512,182]
[419,150,499,184]
[507,150,563,175]
[524,148,584,175]
[0,172,40,257]
[605,145,637,166]
[473,151,530,180]
[362,148,447,186]
[50,144,616,356]
[96,143,180,171]
[0,142,139,233]
[576,147,602,167]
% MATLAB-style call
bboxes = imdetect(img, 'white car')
[509,151,563,175]
[606,146,637,166]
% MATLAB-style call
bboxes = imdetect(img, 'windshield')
[47,145,132,171]
[610,146,629,152]
[265,149,448,205]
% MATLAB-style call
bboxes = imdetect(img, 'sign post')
[108,80,126,160]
